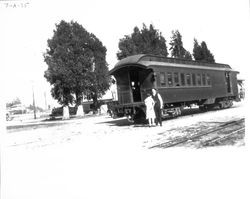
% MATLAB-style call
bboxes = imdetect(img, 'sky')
[1,0,250,108]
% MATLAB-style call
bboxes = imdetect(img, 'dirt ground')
[2,101,249,199]
[5,101,246,150]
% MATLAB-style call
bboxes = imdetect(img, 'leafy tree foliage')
[193,39,203,61]
[169,30,192,60]
[6,97,21,108]
[117,24,168,60]
[44,20,111,111]
[83,47,110,110]
[183,50,192,60]
[193,39,215,63]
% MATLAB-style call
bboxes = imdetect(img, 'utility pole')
[32,83,36,119]
[44,91,47,110]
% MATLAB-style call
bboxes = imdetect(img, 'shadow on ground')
[96,117,133,127]
[6,121,70,132]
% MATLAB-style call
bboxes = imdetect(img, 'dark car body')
[108,54,239,120]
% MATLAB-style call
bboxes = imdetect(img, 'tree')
[44,20,111,117]
[117,24,168,60]
[83,38,111,112]
[200,41,215,63]
[193,38,215,63]
[183,50,192,60]
[193,39,203,61]
[169,30,192,60]
[6,97,21,108]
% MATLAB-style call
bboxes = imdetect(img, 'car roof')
[109,54,235,75]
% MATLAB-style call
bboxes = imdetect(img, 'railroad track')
[200,127,245,147]
[149,118,245,149]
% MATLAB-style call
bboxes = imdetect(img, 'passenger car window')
[207,74,211,85]
[167,72,173,87]
[202,74,206,85]
[174,72,179,86]
[192,73,196,86]
[160,72,166,86]
[186,74,191,86]
[180,73,185,86]
[197,74,201,85]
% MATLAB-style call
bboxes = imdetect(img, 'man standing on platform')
[152,88,163,126]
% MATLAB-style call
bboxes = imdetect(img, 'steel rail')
[202,127,245,146]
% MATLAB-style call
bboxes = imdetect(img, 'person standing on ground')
[144,93,156,127]
[152,88,163,126]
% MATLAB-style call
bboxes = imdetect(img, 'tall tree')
[183,50,192,60]
[200,41,215,63]
[44,20,111,117]
[117,24,168,60]
[193,39,203,61]
[83,38,111,112]
[193,38,215,63]
[169,30,192,60]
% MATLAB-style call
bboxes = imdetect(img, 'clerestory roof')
[109,54,234,76]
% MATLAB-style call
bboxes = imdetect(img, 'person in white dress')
[144,93,156,127]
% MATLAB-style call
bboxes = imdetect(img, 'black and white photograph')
[1,0,250,199]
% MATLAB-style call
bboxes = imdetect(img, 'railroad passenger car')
[108,54,239,122]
